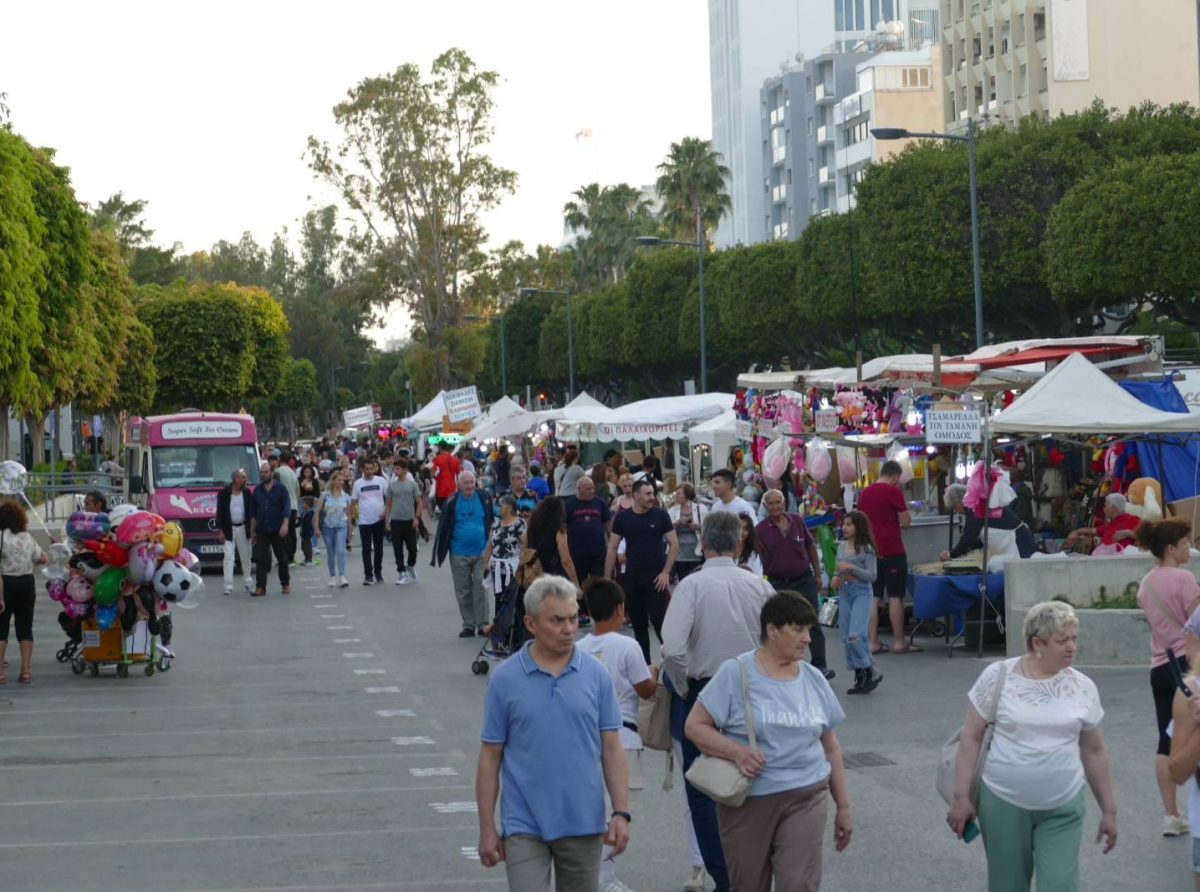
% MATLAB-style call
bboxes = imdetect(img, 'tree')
[563,183,658,288]
[656,137,732,242]
[307,48,518,388]
[1045,152,1200,327]
[108,318,157,416]
[243,286,290,400]
[75,228,134,413]
[0,129,46,457]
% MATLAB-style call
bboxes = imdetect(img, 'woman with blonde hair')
[612,474,635,515]
[947,600,1117,890]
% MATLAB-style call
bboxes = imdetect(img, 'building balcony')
[1035,36,1046,59]
[815,83,835,103]
[773,222,790,240]
[772,146,786,165]
[816,208,833,218]
[817,124,832,144]
[770,107,786,126]
[818,165,831,184]
[772,184,788,203]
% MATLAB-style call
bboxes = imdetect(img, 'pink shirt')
[1137,566,1200,668]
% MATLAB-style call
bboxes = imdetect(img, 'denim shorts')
[1193,837,1200,874]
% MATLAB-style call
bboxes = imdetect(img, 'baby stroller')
[471,575,522,676]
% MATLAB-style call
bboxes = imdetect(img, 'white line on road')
[410,767,458,777]
[326,625,353,630]
[460,846,482,862]
[430,802,477,814]
[183,879,506,891]
[0,753,452,772]
[342,652,375,658]
[319,614,346,619]
[364,686,401,693]
[332,638,362,644]
[313,604,338,607]
[392,736,436,746]
[353,669,387,675]
[375,709,415,717]
[0,724,409,742]
[0,782,473,807]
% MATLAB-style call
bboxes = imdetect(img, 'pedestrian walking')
[385,457,422,586]
[830,510,882,695]
[482,494,526,613]
[528,464,550,501]
[82,490,108,514]
[251,461,291,597]
[565,476,613,583]
[669,483,706,582]
[432,441,461,512]
[1168,664,1200,890]
[612,474,635,515]
[1134,517,1200,836]
[708,468,756,518]
[947,601,1118,890]
[493,443,512,496]
[476,575,631,891]
[316,472,351,588]
[216,469,255,595]
[432,471,494,637]
[605,477,678,663]
[351,457,387,585]
[578,577,658,892]
[0,499,48,684]
[660,510,776,892]
[527,496,580,588]
[557,446,586,499]
[685,591,852,892]
[509,465,540,518]
[756,490,832,679]
[735,513,764,576]
[298,464,321,564]
[592,463,615,504]
[858,460,919,654]
[273,451,301,566]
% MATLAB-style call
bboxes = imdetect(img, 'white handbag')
[685,657,758,808]
[936,662,1008,807]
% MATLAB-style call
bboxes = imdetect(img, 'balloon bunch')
[47,507,205,639]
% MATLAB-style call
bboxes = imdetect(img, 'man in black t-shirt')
[605,477,679,662]
[565,476,613,582]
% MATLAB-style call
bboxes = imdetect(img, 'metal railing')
[23,471,125,522]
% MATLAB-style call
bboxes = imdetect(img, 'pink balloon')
[66,575,94,604]
[115,511,159,546]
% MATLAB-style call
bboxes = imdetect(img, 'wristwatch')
[611,810,632,823]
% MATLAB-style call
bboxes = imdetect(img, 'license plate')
[199,545,224,554]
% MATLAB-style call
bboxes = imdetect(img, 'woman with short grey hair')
[947,601,1118,890]
[1065,492,1140,555]
[938,480,1034,563]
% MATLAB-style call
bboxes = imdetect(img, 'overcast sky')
[1,1,712,345]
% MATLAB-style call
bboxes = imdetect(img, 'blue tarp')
[1117,375,1200,503]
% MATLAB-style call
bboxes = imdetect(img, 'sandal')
[892,644,924,654]
[871,643,891,655]
[18,670,31,683]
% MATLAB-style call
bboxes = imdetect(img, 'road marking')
[430,801,477,814]
[182,879,507,891]
[0,753,445,771]
[0,783,473,807]
[342,652,375,658]
[392,736,435,746]
[410,767,458,777]
[375,709,415,717]
[0,724,406,742]
[333,638,362,644]
[461,846,482,862]
[320,614,346,619]
[314,603,338,607]
[353,669,386,675]
[309,594,332,599]
[0,824,481,851]
[364,686,401,693]
[327,625,353,630]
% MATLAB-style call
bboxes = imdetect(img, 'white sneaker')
[407,567,418,583]
[338,575,349,588]
[1164,814,1191,836]
[684,865,709,892]
[599,879,637,892]
[244,579,253,592]
[327,578,338,588]
[395,575,409,585]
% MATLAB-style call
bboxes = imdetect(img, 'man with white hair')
[1064,492,1141,554]
[432,471,494,637]
[939,482,1035,562]
[477,575,631,891]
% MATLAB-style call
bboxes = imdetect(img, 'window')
[843,120,871,146]
[808,158,815,176]
[152,445,262,488]
[810,198,817,215]
[807,116,813,135]
[786,129,791,146]
[787,168,793,185]
[806,75,813,94]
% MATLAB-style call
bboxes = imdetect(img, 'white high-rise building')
[709,0,836,248]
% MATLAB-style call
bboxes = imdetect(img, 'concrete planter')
[1005,604,1151,667]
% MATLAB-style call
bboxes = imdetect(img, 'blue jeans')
[322,526,347,577]
[681,683,731,892]
[838,580,874,670]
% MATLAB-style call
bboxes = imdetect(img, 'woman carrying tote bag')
[684,591,852,892]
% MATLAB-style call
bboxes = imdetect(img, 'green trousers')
[978,783,1086,892]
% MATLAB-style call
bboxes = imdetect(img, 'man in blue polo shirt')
[476,575,632,891]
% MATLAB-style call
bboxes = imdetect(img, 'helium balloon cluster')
[47,508,205,637]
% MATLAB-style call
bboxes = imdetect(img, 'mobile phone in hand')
[962,819,981,843]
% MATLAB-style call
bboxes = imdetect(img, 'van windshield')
[152,445,262,488]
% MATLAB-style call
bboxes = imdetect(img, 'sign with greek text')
[596,422,686,441]
[445,386,482,423]
[815,409,840,433]
[925,408,982,444]
[342,406,375,428]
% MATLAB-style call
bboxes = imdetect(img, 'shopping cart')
[71,616,170,678]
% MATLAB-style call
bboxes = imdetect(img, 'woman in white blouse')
[947,601,1118,891]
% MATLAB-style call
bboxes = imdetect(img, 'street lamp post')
[517,287,575,402]
[635,215,708,392]
[872,117,984,349]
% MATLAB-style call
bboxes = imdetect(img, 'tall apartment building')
[709,0,837,248]
[938,0,1200,130]
[761,52,865,241]
[836,0,942,50]
[834,43,944,212]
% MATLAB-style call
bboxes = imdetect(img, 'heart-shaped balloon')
[41,542,72,580]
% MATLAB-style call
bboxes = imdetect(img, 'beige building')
[835,43,945,211]
[938,0,1200,130]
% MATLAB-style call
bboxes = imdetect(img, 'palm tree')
[563,183,657,286]
[655,137,732,245]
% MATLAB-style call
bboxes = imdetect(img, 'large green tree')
[563,183,659,288]
[307,48,517,389]
[656,137,732,243]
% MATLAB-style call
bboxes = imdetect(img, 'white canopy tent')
[465,396,535,442]
[686,409,739,458]
[559,392,735,443]
[401,390,448,432]
[535,391,609,423]
[992,352,1199,435]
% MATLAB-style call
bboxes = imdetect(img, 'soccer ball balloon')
[152,559,203,606]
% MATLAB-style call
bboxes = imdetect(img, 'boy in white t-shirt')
[578,578,658,892]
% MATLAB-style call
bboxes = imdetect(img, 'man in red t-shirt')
[432,442,461,511]
[857,460,919,654]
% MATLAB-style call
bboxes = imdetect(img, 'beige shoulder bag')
[685,656,758,808]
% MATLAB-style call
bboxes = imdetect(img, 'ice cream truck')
[124,413,261,566]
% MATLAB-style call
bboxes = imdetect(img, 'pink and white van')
[124,413,261,566]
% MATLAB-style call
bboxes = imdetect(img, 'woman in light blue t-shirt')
[686,591,852,891]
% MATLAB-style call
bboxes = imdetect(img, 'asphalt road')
[1,547,1192,891]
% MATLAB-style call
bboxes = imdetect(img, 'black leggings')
[0,574,36,642]
[1152,660,1187,756]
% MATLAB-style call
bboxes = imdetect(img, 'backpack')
[515,548,543,588]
